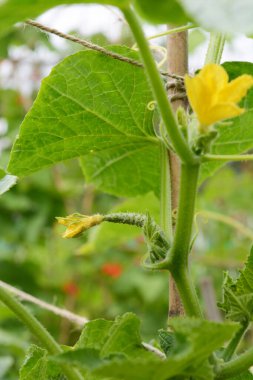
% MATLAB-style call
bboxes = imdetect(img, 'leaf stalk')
[0,286,84,380]
[121,6,197,164]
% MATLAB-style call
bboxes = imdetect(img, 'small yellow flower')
[184,64,253,132]
[56,213,103,238]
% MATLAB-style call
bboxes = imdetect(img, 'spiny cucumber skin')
[104,212,170,265]
[104,213,146,227]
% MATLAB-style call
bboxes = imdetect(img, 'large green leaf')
[19,345,47,380]
[51,314,237,380]
[168,317,237,358]
[200,62,253,184]
[133,0,190,24]
[178,0,253,34]
[20,344,71,380]
[237,247,253,294]
[93,358,200,380]
[75,313,147,358]
[51,348,104,371]
[0,0,128,37]
[75,319,114,351]
[51,313,154,373]
[93,317,237,380]
[219,246,253,323]
[8,47,160,197]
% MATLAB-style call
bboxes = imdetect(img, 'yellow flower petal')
[63,222,86,238]
[206,103,245,126]
[56,213,103,239]
[56,217,70,226]
[199,64,229,93]
[185,75,211,116]
[184,63,253,131]
[218,75,253,103]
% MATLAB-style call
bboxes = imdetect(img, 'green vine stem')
[160,142,173,241]
[0,286,84,380]
[121,6,197,164]
[222,321,249,362]
[170,164,199,267]
[173,266,203,317]
[169,164,203,317]
[203,153,253,162]
[215,344,253,379]
[148,23,196,41]
[205,32,226,64]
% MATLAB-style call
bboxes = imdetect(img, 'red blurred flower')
[101,263,123,278]
[62,281,80,297]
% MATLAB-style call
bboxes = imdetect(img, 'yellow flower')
[184,63,253,132]
[56,213,103,238]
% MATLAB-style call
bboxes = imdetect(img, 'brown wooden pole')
[167,29,188,317]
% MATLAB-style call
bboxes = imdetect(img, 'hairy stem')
[0,286,83,380]
[169,163,203,317]
[170,164,199,267]
[160,142,173,241]
[205,32,226,64]
[215,345,253,379]
[122,6,196,164]
[222,321,249,362]
[173,266,203,317]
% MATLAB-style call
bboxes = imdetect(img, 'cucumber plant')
[2,1,253,379]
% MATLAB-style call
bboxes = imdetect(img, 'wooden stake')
[167,29,188,317]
